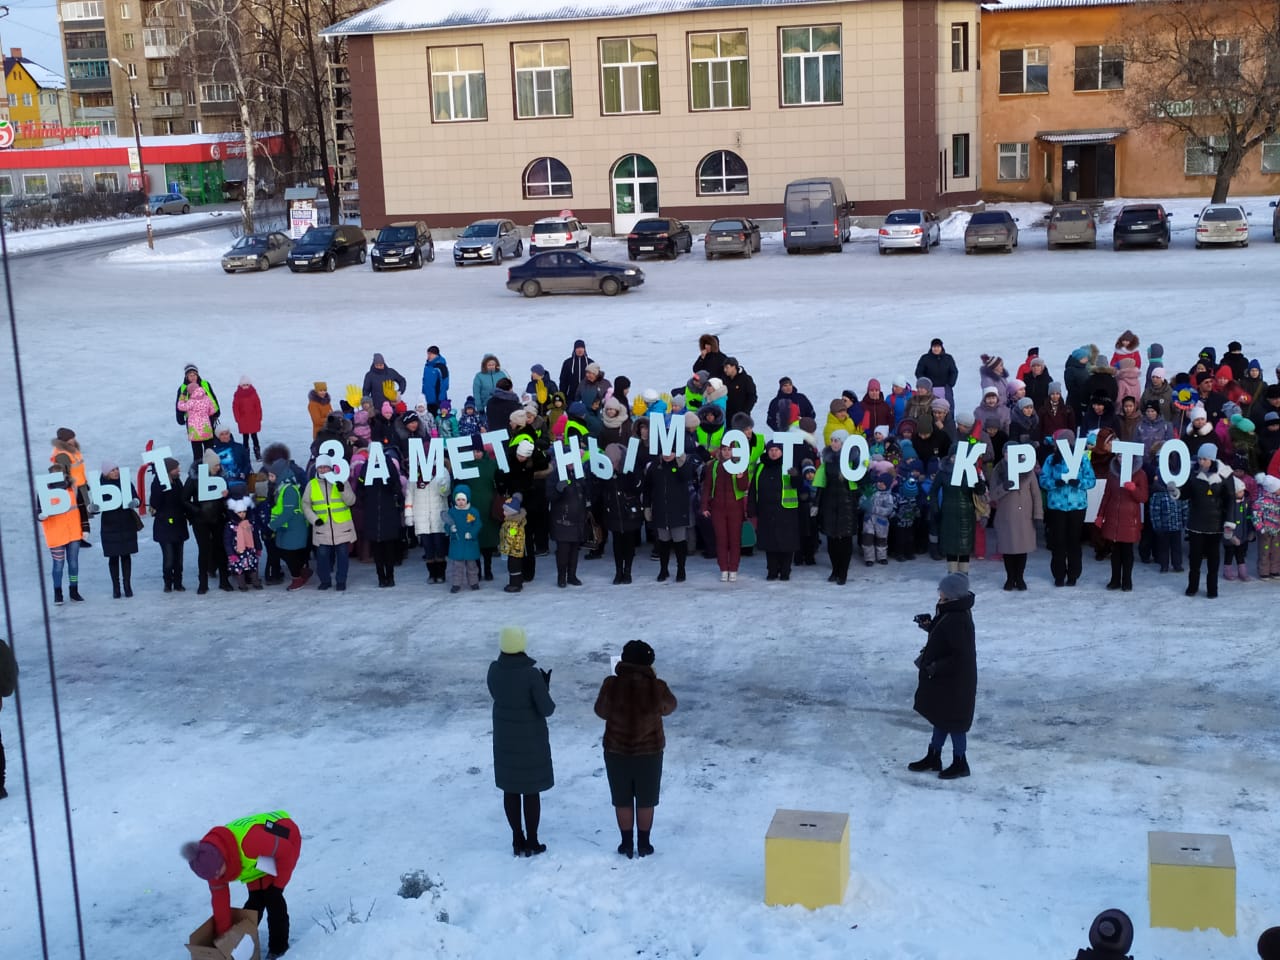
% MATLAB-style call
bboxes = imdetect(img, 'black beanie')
[621,639,655,666]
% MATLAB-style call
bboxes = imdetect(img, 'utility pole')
[111,58,154,250]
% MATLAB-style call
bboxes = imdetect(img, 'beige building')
[324,0,983,232]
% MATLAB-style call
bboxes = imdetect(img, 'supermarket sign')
[0,120,102,147]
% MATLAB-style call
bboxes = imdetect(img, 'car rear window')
[533,220,573,234]
[969,212,1006,225]
[709,220,745,231]
[1053,208,1091,221]
[633,220,670,232]
[1201,207,1243,222]
[884,212,921,224]
[1119,208,1161,224]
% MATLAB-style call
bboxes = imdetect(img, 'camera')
[913,613,931,625]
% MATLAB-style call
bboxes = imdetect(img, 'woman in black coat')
[749,442,801,581]
[600,445,643,584]
[358,454,404,587]
[908,573,977,780]
[98,466,139,598]
[546,471,590,587]
[1175,443,1236,599]
[488,626,555,857]
[817,439,860,584]
[642,453,695,582]
[150,456,188,591]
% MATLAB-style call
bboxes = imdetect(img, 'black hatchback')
[627,217,693,260]
[1112,204,1171,250]
[287,225,368,272]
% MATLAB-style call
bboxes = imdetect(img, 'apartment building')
[3,48,74,147]
[323,0,984,231]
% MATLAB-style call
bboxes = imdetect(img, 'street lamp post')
[111,58,154,250]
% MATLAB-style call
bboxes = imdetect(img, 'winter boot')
[618,828,635,859]
[907,747,943,772]
[69,586,84,602]
[1223,563,1237,581]
[53,587,64,604]
[248,570,264,590]
[504,574,523,593]
[622,557,633,584]
[567,552,583,587]
[674,541,688,582]
[613,557,625,585]
[939,756,971,780]
[163,575,173,594]
[219,574,235,592]
[112,579,122,599]
[237,573,250,591]
[656,542,671,582]
[928,540,943,561]
[637,830,654,857]
[483,552,494,581]
[1237,562,1251,582]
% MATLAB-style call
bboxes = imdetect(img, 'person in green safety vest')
[729,413,767,466]
[750,440,801,581]
[182,810,301,959]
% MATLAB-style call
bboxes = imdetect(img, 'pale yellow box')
[764,809,850,909]
[1148,831,1236,936]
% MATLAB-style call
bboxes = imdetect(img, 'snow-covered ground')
[1,197,1279,960]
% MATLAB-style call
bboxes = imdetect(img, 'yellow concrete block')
[764,809,850,910]
[1148,831,1236,936]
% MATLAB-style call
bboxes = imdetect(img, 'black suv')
[1112,204,1171,250]
[371,220,434,270]
[287,224,368,272]
[627,217,693,260]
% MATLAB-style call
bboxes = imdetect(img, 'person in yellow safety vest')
[696,405,725,454]
[749,440,800,582]
[729,413,767,465]
[301,456,356,590]
[182,810,301,959]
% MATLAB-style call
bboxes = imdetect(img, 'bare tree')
[1120,0,1280,202]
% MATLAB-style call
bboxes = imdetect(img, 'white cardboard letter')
[317,440,351,483]
[775,431,804,472]
[197,465,227,501]
[1054,437,1086,481]
[587,439,614,480]
[1111,440,1144,485]
[1007,443,1037,489]
[839,434,870,482]
[721,429,750,476]
[89,473,126,512]
[1160,439,1191,487]
[950,441,988,486]
[36,474,74,517]
[445,437,478,480]
[482,429,511,472]
[363,442,390,484]
[649,412,684,458]
[143,444,174,490]
[554,436,585,483]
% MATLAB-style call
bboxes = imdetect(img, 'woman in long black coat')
[642,453,695,582]
[600,444,643,584]
[98,466,139,598]
[908,573,977,780]
[817,437,861,584]
[488,626,555,856]
[546,471,590,587]
[150,457,188,591]
[358,454,404,587]
[749,442,801,581]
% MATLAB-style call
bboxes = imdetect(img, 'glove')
[1007,480,1018,491]
[345,384,362,407]
[383,379,399,401]
[87,503,101,516]
[1067,478,1080,488]
[464,532,472,539]
[1054,479,1066,488]
[1122,481,1136,493]
[539,668,552,688]
[315,517,325,526]
[335,481,345,492]
[148,507,157,516]
[127,498,140,508]
[1224,523,1236,537]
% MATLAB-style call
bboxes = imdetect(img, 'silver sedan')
[150,192,190,215]
[878,209,941,254]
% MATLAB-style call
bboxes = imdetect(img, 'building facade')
[4,48,75,148]
[980,0,1280,202]
[324,0,983,232]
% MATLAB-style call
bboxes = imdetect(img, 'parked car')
[506,251,644,297]
[2,195,52,223]
[783,177,853,253]
[1269,198,1280,242]
[878,209,941,254]
[1047,204,1097,249]
[1112,204,1171,250]
[222,178,274,201]
[371,220,433,270]
[453,218,522,266]
[111,190,147,215]
[1194,204,1250,248]
[964,210,1019,254]
[150,192,190,215]
[704,218,762,259]
[222,231,293,273]
[287,224,368,272]
[529,215,592,255]
[627,217,693,260]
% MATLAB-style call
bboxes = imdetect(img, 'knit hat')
[509,409,529,428]
[1007,379,1025,393]
[531,363,546,376]
[1189,405,1207,421]
[183,363,199,377]
[440,399,452,412]
[683,412,701,431]
[1220,401,1242,421]
[930,398,951,414]
[215,422,233,436]
[1143,399,1160,413]
[829,398,846,414]
[1150,366,1166,381]
[1029,356,1046,369]
[916,376,933,391]
[982,386,999,398]
[227,496,253,514]
[403,411,420,427]
[873,424,890,438]
[463,396,476,410]
[898,418,917,437]
[568,400,588,419]
[499,625,527,655]
[516,439,535,457]
[1018,397,1035,410]
[573,338,586,350]
[373,353,385,365]
[1248,358,1262,373]
[981,353,1003,369]
[1197,443,1218,461]
[202,449,221,469]
[642,388,660,403]
[829,429,849,444]
[956,411,976,428]
[381,401,393,417]
[56,427,75,442]
[1088,909,1134,955]
[892,375,909,389]
[867,378,882,393]
[1052,428,1074,444]
[1258,474,1280,494]
[314,380,327,392]
[621,639,655,666]
[502,494,523,517]
[100,459,119,474]
[983,415,1002,431]
[938,572,970,600]
[181,841,225,881]
[731,412,754,431]
[1231,415,1255,434]
[585,362,602,377]
[1266,411,1280,423]
[930,337,944,348]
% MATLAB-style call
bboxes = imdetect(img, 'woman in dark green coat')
[934,446,986,573]
[487,626,555,856]
[465,444,501,580]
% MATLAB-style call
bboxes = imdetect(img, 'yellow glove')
[382,379,399,401]
[632,396,648,417]
[345,384,362,407]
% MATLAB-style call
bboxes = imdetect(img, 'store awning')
[1035,128,1128,145]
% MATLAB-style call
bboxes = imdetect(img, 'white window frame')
[23,174,49,195]
[127,61,138,79]
[780,24,842,106]
[1262,135,1280,173]
[94,172,120,192]
[429,45,488,122]
[21,93,32,107]
[997,142,1030,181]
[951,23,969,73]
[99,119,116,136]
[600,36,660,115]
[200,82,234,102]
[1074,44,1124,91]
[5,94,14,106]
[690,30,749,110]
[1190,38,1241,82]
[1185,134,1227,175]
[122,33,135,50]
[119,2,129,18]
[999,46,1049,94]
[513,41,572,119]
[60,1,104,20]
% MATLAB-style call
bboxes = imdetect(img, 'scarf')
[234,518,255,553]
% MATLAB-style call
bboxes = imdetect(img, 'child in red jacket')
[232,376,263,461]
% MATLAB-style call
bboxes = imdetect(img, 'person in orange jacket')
[182,810,301,959]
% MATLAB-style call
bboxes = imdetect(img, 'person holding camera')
[908,573,977,780]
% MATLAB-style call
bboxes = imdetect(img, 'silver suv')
[530,215,592,255]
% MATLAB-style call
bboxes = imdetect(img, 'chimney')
[10,48,22,59]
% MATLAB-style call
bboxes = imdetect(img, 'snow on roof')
[4,56,66,90]
[981,0,1138,10]
[324,0,853,37]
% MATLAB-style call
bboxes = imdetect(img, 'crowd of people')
[35,333,1280,601]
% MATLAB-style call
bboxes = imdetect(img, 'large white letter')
[446,436,478,480]
[950,441,988,486]
[317,440,351,483]
[1159,439,1191,487]
[1054,436,1087,481]
[623,436,641,475]
[553,436,585,483]
[197,464,227,501]
[721,429,750,476]
[649,412,684,458]
[775,431,804,472]
[36,474,74,517]
[1111,440,1144,485]
[587,438,614,480]
[142,444,174,490]
[89,472,127,512]
[482,429,511,472]
[363,442,390,484]
[1006,443,1037,489]
[839,435,870,482]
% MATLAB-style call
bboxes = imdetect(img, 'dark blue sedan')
[506,250,644,297]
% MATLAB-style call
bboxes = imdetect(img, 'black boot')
[483,552,494,581]
[637,829,654,857]
[512,831,527,857]
[618,828,635,859]
[53,587,64,604]
[656,542,671,582]
[567,552,582,587]
[939,756,971,780]
[674,541,687,582]
[504,574,523,593]
[907,747,943,772]
[622,557,633,584]
[112,580,122,599]
[69,585,84,602]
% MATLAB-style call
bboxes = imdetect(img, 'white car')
[1194,204,1250,248]
[878,208,941,254]
[529,215,592,255]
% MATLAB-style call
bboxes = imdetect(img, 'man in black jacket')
[723,357,757,424]
[915,338,958,410]
[559,340,592,403]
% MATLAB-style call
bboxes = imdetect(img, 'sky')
[1,1,64,75]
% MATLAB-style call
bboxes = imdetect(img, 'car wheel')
[495,248,504,265]
[601,276,622,296]
[586,237,592,253]
[358,248,367,263]
[154,207,164,216]
[515,240,523,257]
[412,253,423,270]
[1195,241,1203,249]
[181,204,190,214]
[1241,239,1249,248]
[455,261,464,268]
[257,256,269,272]
[665,243,678,260]
[324,254,336,272]
[921,239,930,254]
[1004,244,1014,253]
[521,279,541,298]
[1159,239,1169,250]
[628,251,637,261]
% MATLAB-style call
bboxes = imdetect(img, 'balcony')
[144,43,178,59]
[150,104,184,118]
[147,73,179,88]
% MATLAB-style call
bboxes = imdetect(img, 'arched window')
[523,157,573,198]
[697,150,748,195]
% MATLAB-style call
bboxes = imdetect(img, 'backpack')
[0,638,17,698]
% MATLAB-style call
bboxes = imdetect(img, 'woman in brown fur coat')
[594,640,677,859]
